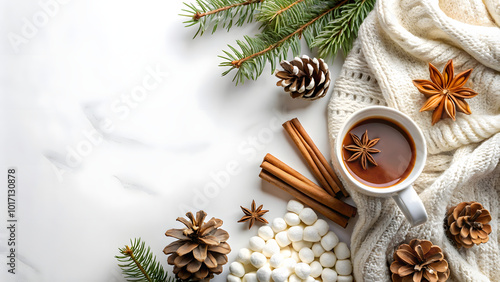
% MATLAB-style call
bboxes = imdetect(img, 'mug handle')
[392,186,428,227]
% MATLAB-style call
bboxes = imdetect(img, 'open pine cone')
[445,201,492,248]
[390,239,450,282]
[275,55,331,100]
[164,210,230,280]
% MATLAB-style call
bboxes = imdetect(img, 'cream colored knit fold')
[327,0,500,281]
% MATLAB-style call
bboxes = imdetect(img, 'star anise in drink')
[413,59,478,125]
[238,200,269,229]
[344,130,380,170]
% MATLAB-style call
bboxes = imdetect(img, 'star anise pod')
[413,59,478,125]
[238,200,269,229]
[344,130,380,170]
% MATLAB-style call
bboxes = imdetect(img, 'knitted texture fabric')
[327,0,500,281]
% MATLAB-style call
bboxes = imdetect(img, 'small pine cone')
[164,210,231,281]
[445,201,492,248]
[275,55,331,100]
[390,239,450,282]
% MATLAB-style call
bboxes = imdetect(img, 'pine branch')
[181,0,264,37]
[220,0,348,84]
[312,0,375,59]
[256,0,312,32]
[275,0,305,17]
[116,238,175,282]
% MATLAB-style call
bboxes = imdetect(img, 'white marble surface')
[0,1,355,281]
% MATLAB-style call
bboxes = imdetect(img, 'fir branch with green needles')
[220,0,348,84]
[255,0,309,31]
[182,0,375,84]
[116,238,177,282]
[181,0,264,37]
[312,0,376,59]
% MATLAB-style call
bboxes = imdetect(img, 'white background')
[0,1,355,281]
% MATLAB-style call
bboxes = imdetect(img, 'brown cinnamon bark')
[289,118,349,197]
[264,153,316,187]
[259,169,349,228]
[283,121,333,194]
[260,160,356,218]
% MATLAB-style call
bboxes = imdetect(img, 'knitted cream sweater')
[327,0,500,281]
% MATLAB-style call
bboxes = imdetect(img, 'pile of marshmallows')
[228,200,353,282]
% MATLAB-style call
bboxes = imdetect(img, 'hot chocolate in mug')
[333,106,428,227]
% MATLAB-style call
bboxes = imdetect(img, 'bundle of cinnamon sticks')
[259,118,356,228]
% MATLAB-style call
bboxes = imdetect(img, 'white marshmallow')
[236,248,252,264]
[243,272,258,282]
[298,247,315,263]
[281,258,297,270]
[321,231,339,251]
[280,246,292,258]
[271,218,288,233]
[250,252,267,268]
[227,274,241,282]
[262,239,281,258]
[309,261,323,278]
[303,226,321,242]
[334,242,351,260]
[230,261,246,277]
[321,268,338,282]
[287,200,304,214]
[287,226,304,242]
[292,240,312,252]
[295,263,312,279]
[312,242,325,257]
[304,276,315,282]
[319,251,337,268]
[299,208,318,225]
[271,268,290,282]
[256,265,272,282]
[284,212,301,226]
[288,274,301,282]
[312,219,329,236]
[270,254,284,268]
[249,236,266,252]
[275,231,291,247]
[291,250,300,262]
[258,226,274,241]
[335,259,353,276]
[337,275,354,282]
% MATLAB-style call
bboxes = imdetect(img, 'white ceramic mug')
[333,106,428,227]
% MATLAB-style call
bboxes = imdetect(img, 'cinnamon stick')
[260,161,356,218]
[283,121,333,195]
[293,127,337,197]
[259,169,349,228]
[290,118,349,197]
[264,153,316,187]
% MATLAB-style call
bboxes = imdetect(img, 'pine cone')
[164,210,231,281]
[275,55,331,100]
[445,201,492,248]
[390,239,450,282]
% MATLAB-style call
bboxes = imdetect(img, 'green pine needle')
[181,0,264,37]
[312,0,376,59]
[181,0,375,84]
[116,238,175,282]
[256,0,324,32]
[219,0,345,84]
